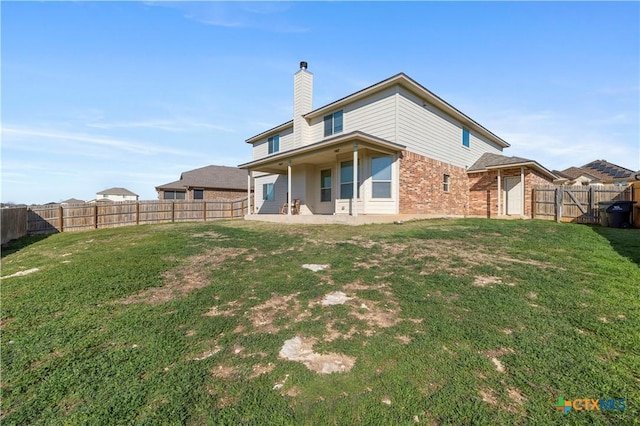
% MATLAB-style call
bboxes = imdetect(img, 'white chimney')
[293,61,313,148]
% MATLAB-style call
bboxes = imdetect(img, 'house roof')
[245,73,510,149]
[577,160,636,182]
[96,187,138,196]
[61,198,85,204]
[239,131,406,174]
[552,167,601,182]
[156,165,250,191]
[467,153,557,179]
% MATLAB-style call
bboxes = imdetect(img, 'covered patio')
[239,131,406,217]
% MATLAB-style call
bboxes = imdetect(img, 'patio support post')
[246,170,252,216]
[497,169,501,217]
[520,167,525,217]
[353,143,358,217]
[287,161,292,216]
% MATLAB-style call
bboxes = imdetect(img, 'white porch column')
[247,170,252,215]
[287,161,292,216]
[520,166,525,217]
[497,169,501,217]
[352,144,358,217]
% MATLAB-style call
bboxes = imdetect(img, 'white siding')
[397,87,503,169]
[253,174,288,214]
[251,126,294,160]
[308,87,398,143]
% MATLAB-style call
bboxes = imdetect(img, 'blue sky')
[2,1,638,205]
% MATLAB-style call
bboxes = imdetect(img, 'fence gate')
[533,185,632,224]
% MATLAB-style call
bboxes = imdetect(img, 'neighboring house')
[155,165,251,201]
[95,187,139,202]
[239,62,555,218]
[61,198,85,205]
[554,160,637,186]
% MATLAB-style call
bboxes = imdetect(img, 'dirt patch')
[191,347,221,361]
[324,320,358,342]
[248,293,310,334]
[279,335,356,374]
[473,276,502,287]
[204,300,242,317]
[396,335,412,344]
[116,248,246,305]
[211,365,237,379]
[481,348,514,373]
[479,387,498,405]
[249,363,275,379]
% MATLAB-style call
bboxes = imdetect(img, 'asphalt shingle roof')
[96,187,138,196]
[156,165,250,191]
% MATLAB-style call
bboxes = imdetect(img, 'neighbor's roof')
[553,167,601,182]
[245,72,510,149]
[96,187,138,196]
[156,165,250,191]
[467,153,557,179]
[577,160,636,182]
[61,198,86,204]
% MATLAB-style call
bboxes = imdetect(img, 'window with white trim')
[462,128,470,148]
[324,110,343,137]
[320,169,332,202]
[371,156,392,198]
[443,174,451,192]
[339,160,360,199]
[268,135,280,154]
[263,183,274,201]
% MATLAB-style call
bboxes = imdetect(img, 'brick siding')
[398,151,469,215]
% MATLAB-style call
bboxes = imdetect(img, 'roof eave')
[245,120,294,144]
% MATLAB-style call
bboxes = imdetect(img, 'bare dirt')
[115,248,246,305]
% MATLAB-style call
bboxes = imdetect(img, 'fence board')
[1,207,28,244]
[26,199,247,235]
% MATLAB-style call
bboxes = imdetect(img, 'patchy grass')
[1,219,638,425]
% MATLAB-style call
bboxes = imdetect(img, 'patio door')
[504,176,523,215]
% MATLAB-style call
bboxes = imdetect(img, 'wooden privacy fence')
[1,207,28,244]
[533,185,633,224]
[27,199,248,235]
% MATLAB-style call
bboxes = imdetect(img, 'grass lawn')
[1,218,638,425]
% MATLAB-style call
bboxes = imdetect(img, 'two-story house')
[239,62,555,219]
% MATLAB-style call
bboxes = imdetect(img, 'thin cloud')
[2,126,192,157]
[86,118,234,133]
[149,2,310,33]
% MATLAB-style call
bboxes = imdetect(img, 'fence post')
[171,201,175,222]
[589,186,595,224]
[554,187,563,223]
[203,202,207,222]
[59,205,64,232]
[532,188,536,219]
[136,202,140,225]
[94,204,99,229]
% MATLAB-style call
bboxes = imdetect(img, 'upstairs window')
[268,135,280,154]
[324,110,343,137]
[462,128,470,148]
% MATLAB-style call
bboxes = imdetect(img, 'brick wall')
[398,151,469,215]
